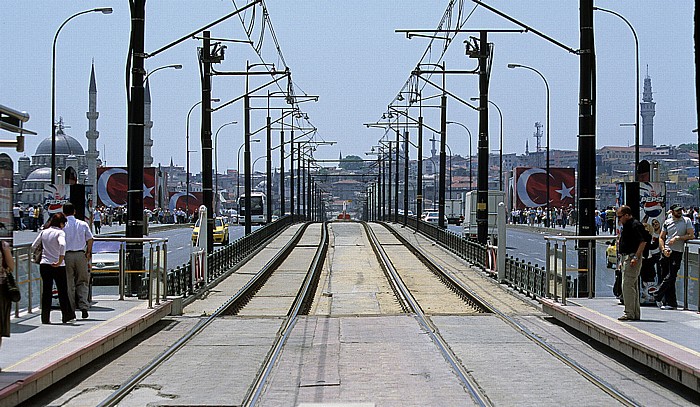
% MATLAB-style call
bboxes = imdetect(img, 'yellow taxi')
[192,216,230,246]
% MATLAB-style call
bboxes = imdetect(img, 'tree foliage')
[338,155,365,170]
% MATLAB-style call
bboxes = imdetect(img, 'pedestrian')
[93,206,102,234]
[605,207,616,234]
[655,203,694,310]
[31,213,74,324]
[1,240,15,352]
[62,203,93,319]
[616,205,648,321]
[12,203,21,231]
[32,205,40,232]
[693,207,699,238]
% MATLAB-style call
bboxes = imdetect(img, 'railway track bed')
[29,221,697,406]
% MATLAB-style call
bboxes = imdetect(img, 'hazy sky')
[1,1,696,174]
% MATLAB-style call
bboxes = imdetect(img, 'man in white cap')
[655,203,694,310]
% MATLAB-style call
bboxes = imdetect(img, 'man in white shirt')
[62,203,94,319]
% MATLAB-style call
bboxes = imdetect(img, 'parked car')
[423,211,447,224]
[192,217,230,246]
[91,240,122,285]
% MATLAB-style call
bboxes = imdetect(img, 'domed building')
[15,64,103,206]
[16,121,92,204]
[32,128,87,168]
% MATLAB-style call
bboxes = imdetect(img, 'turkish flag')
[168,192,203,214]
[514,167,576,210]
[97,167,156,209]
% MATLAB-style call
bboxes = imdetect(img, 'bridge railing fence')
[166,214,303,298]
[385,212,552,300]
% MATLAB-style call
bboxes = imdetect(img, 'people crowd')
[509,205,577,228]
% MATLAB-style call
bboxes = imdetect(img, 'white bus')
[238,192,267,225]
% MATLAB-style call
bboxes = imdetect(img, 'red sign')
[513,167,576,210]
[97,167,157,209]
[168,191,203,214]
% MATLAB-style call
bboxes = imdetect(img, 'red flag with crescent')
[97,167,156,209]
[168,191,203,214]
[514,167,575,210]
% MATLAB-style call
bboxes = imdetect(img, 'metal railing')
[681,240,700,311]
[9,243,40,317]
[544,235,615,305]
[166,214,303,300]
[7,215,303,315]
[92,236,168,308]
[387,213,553,300]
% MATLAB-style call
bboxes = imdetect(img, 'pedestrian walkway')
[0,295,172,407]
[541,297,700,393]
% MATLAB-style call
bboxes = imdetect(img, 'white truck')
[445,199,463,225]
[462,190,505,238]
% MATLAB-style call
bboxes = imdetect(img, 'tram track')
[378,221,640,407]
[96,222,329,407]
[362,221,492,407]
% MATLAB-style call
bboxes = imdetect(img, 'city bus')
[237,192,267,225]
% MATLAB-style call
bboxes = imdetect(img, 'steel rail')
[389,223,639,407]
[377,222,491,313]
[244,222,329,406]
[362,221,492,407]
[97,222,312,407]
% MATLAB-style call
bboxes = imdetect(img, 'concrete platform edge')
[0,301,172,407]
[540,298,700,393]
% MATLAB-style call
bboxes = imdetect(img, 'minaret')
[85,63,100,189]
[144,79,154,167]
[640,67,656,147]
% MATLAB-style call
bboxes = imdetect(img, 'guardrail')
[544,235,615,305]
[166,214,303,299]
[8,215,304,315]
[681,240,700,311]
[386,213,550,300]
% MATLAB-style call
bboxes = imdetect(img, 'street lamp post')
[470,97,503,190]
[51,7,112,184]
[444,143,453,199]
[594,6,640,180]
[214,121,237,214]
[143,64,182,83]
[446,121,473,191]
[508,63,550,227]
[237,139,260,211]
[186,98,220,218]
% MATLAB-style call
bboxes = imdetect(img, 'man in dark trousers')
[616,205,647,321]
[655,203,694,310]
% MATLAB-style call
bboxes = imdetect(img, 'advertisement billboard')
[512,167,576,210]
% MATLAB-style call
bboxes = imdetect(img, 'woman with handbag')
[1,239,15,350]
[31,213,74,324]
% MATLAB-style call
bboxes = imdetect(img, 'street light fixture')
[143,64,182,83]
[186,98,220,216]
[214,121,237,214]
[508,63,551,227]
[51,7,113,184]
[237,139,261,207]
[446,121,473,191]
[470,97,504,190]
[594,6,640,180]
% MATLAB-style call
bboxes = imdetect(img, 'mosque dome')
[35,129,85,156]
[25,167,52,181]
